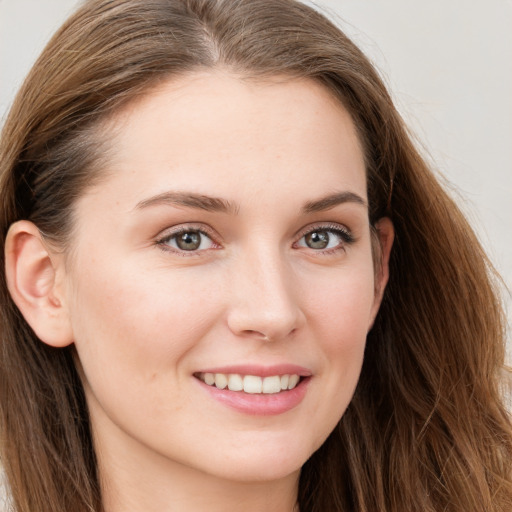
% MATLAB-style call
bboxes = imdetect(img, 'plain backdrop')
[1,0,511,364]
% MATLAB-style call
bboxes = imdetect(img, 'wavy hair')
[0,1,511,511]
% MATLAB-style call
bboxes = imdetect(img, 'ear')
[5,220,73,347]
[369,217,394,328]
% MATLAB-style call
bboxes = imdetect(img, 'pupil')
[306,231,329,249]
[177,232,201,250]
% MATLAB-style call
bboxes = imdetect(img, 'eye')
[158,228,216,252]
[296,226,354,252]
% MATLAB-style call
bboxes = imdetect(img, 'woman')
[0,1,510,511]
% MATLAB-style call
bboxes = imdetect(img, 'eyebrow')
[135,191,239,214]
[135,190,366,215]
[301,191,367,213]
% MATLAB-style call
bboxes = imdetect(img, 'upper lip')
[194,364,312,377]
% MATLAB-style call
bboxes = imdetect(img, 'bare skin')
[6,70,393,512]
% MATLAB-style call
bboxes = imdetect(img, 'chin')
[198,436,317,483]
[213,459,302,483]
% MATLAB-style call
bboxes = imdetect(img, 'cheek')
[305,264,375,350]
[67,260,229,446]
[304,263,374,392]
[285,264,375,452]
[67,258,221,389]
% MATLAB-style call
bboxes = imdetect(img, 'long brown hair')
[1,1,510,511]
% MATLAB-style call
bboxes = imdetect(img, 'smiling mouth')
[195,372,302,394]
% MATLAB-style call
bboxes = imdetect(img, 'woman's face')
[62,72,391,485]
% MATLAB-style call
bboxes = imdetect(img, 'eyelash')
[155,223,355,256]
[294,223,355,255]
[156,225,220,256]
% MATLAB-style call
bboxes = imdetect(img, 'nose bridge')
[227,242,304,341]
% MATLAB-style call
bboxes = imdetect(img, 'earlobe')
[5,220,73,347]
[369,217,394,327]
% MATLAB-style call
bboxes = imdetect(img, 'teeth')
[262,375,281,394]
[288,374,300,390]
[228,374,243,391]
[198,372,302,393]
[214,373,228,390]
[243,375,263,394]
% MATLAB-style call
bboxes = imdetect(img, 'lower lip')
[196,377,310,416]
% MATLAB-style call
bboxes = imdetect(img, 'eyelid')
[155,223,222,255]
[293,222,355,252]
[153,221,354,256]
[295,221,353,239]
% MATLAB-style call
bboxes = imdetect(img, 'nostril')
[243,330,271,342]
[226,294,305,342]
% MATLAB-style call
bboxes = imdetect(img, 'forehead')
[88,71,367,211]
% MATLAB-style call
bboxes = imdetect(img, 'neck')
[94,422,299,512]
[100,457,300,512]
[88,387,301,512]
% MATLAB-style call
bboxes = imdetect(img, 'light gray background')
[1,0,511,364]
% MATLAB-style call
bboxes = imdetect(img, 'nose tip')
[229,314,300,343]
[226,259,305,342]
[228,307,302,343]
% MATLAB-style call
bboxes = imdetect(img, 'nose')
[226,247,305,342]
